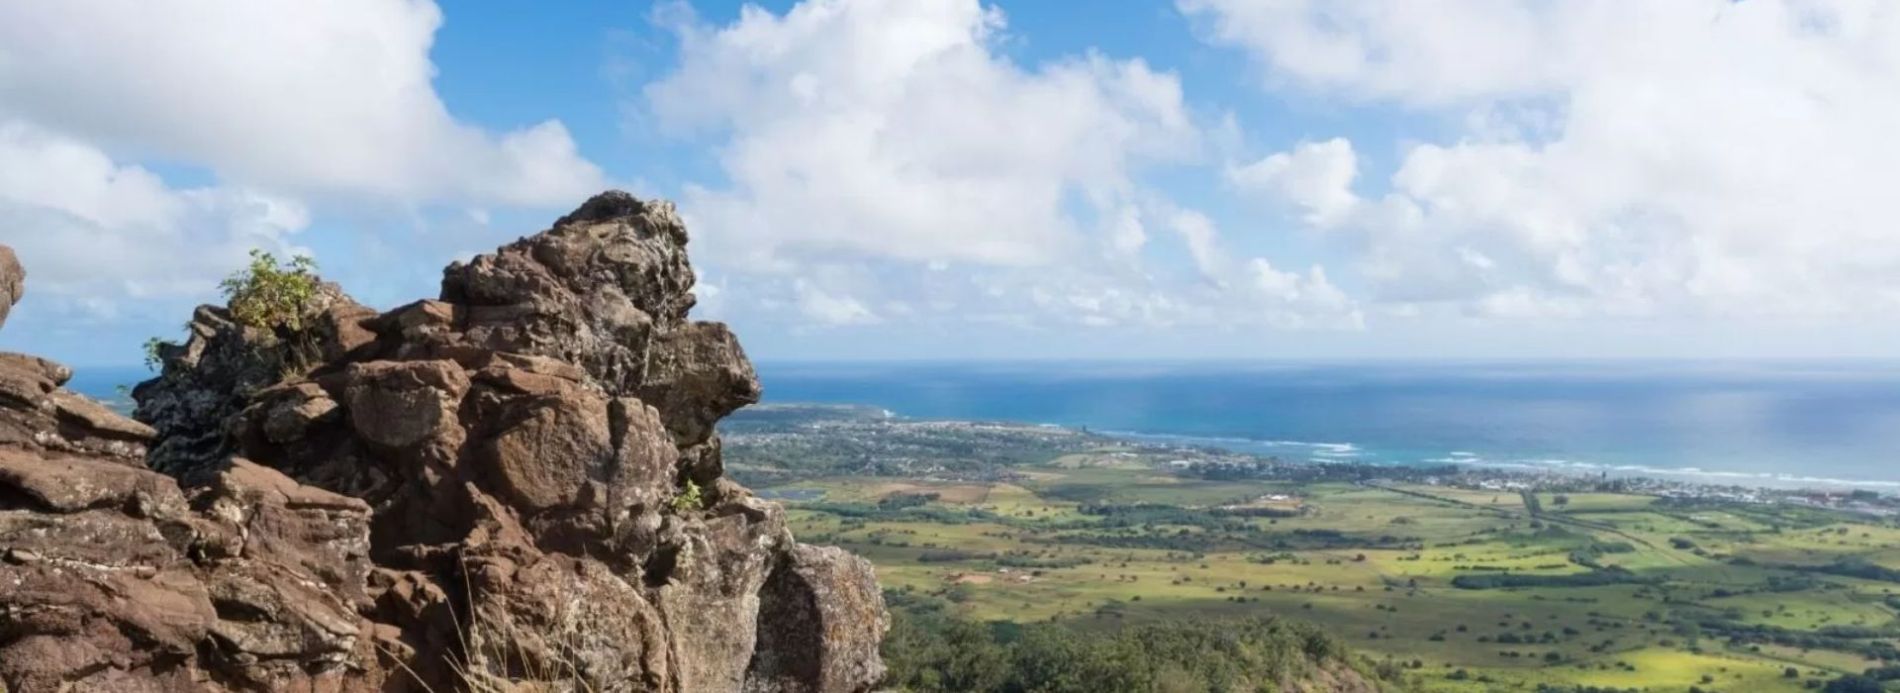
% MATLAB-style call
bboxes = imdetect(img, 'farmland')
[725,405,1900,692]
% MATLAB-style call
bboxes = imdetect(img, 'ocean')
[68,360,1900,489]
[747,360,1900,490]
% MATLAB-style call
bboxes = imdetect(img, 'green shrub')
[221,249,321,331]
[142,336,167,371]
[672,479,705,512]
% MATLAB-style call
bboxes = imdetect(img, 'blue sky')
[3,0,1899,367]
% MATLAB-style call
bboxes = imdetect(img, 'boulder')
[746,545,891,693]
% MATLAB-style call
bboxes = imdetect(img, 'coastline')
[733,402,1900,497]
[1101,428,1900,492]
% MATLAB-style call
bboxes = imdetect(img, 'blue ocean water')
[68,365,145,413]
[750,361,1900,489]
[65,361,1900,489]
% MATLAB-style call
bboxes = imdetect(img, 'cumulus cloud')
[644,0,1360,333]
[1179,0,1566,107]
[0,121,307,318]
[646,0,1199,268]
[1187,0,1900,320]
[1246,259,1362,329]
[0,0,604,206]
[1228,138,1359,228]
[0,0,613,362]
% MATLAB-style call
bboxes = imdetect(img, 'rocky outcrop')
[0,351,155,461]
[115,192,887,692]
[0,454,389,691]
[0,283,391,688]
[134,284,378,483]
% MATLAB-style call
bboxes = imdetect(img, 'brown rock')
[462,550,674,692]
[339,359,469,453]
[133,286,378,481]
[475,394,614,512]
[637,321,762,447]
[0,352,70,387]
[0,351,153,462]
[0,451,388,690]
[105,194,890,692]
[745,545,892,693]
[0,448,183,514]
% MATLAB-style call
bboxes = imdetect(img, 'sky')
[3,0,1900,367]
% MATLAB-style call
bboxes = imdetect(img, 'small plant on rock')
[142,336,167,371]
[672,479,705,512]
[221,249,321,331]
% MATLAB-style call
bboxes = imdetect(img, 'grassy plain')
[773,463,1900,691]
[724,406,1899,691]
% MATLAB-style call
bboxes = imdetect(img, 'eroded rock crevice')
[0,191,887,692]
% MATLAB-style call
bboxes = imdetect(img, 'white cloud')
[1187,0,1900,320]
[0,0,603,206]
[1167,209,1224,280]
[794,280,879,326]
[1228,138,1359,228]
[1246,259,1362,329]
[0,120,306,314]
[1177,0,1566,107]
[643,0,1361,335]
[0,0,610,362]
[646,0,1199,268]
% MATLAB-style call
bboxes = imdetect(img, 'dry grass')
[384,566,605,693]
[452,601,601,693]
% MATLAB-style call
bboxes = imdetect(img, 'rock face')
[0,253,389,688]
[109,191,888,692]
[133,284,378,483]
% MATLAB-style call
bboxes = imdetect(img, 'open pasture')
[775,465,1900,691]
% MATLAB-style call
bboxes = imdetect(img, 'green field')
[723,406,1900,691]
[771,466,1900,691]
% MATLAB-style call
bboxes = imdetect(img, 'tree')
[1823,674,1883,693]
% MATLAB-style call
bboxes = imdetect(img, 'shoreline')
[1100,428,1900,492]
[739,402,1900,495]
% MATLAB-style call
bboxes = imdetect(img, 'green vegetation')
[142,335,167,371]
[221,249,322,331]
[725,406,1900,691]
[883,591,1389,692]
[673,479,705,512]
[142,250,326,373]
